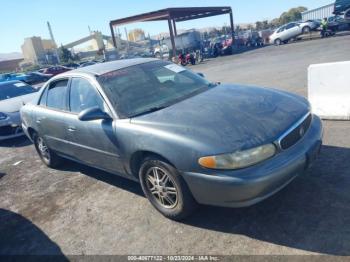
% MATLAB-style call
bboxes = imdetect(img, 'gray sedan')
[0,81,39,141]
[21,58,323,220]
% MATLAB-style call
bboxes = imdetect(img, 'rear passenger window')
[47,80,69,110]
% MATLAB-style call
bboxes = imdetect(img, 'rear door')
[64,77,125,174]
[35,78,72,156]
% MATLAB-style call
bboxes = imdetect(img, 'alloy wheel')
[145,167,178,209]
[37,137,50,162]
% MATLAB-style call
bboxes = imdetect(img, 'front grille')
[0,125,22,137]
[280,114,312,150]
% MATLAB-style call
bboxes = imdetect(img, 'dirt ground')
[1,34,350,256]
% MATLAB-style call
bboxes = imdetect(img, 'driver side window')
[277,26,286,33]
[286,23,296,30]
[69,78,105,114]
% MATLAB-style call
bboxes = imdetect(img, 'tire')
[33,133,63,168]
[274,39,282,46]
[139,156,197,220]
[302,26,311,34]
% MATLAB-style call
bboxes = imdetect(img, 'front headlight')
[198,144,276,170]
[0,112,8,121]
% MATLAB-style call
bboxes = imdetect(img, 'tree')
[253,6,308,30]
[208,28,219,38]
[279,6,307,25]
[256,21,263,30]
[58,45,73,63]
[220,25,231,35]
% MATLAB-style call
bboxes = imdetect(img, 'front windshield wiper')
[130,106,167,118]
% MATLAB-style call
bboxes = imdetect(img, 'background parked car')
[40,66,71,76]
[0,81,39,141]
[0,73,27,83]
[22,72,53,85]
[78,61,97,68]
[62,62,80,69]
[269,21,318,45]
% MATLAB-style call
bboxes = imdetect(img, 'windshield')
[0,82,37,101]
[98,61,213,118]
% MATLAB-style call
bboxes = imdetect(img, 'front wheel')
[139,157,197,220]
[274,39,282,46]
[33,133,63,168]
[302,26,311,34]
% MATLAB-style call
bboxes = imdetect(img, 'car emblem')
[299,126,305,137]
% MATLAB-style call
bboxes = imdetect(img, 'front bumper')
[0,112,24,141]
[182,115,323,208]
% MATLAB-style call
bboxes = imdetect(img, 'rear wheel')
[139,157,197,220]
[33,133,62,168]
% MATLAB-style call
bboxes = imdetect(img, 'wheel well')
[27,127,37,140]
[129,151,175,180]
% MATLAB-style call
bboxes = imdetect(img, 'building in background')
[0,58,24,73]
[21,36,58,65]
[301,3,335,21]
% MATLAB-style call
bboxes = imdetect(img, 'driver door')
[284,23,300,39]
[64,77,124,174]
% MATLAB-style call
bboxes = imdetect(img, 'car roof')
[69,58,159,76]
[0,80,22,86]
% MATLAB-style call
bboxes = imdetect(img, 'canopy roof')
[109,7,234,57]
[110,7,232,26]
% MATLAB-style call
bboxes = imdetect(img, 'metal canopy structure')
[109,7,234,58]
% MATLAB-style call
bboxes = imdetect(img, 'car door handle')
[36,117,45,124]
[67,126,77,132]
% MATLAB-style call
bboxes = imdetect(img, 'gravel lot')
[1,35,350,256]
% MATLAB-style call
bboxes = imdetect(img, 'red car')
[40,66,71,76]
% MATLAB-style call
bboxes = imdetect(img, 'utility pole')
[47,21,60,64]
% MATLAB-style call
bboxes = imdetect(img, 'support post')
[110,23,117,48]
[229,11,235,39]
[168,18,176,59]
[173,20,177,36]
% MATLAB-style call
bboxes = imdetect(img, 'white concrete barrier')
[308,61,350,120]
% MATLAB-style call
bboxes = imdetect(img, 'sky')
[0,0,332,53]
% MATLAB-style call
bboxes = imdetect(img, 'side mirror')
[197,72,205,78]
[78,107,111,121]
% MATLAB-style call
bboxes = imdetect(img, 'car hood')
[0,92,39,113]
[130,84,310,154]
